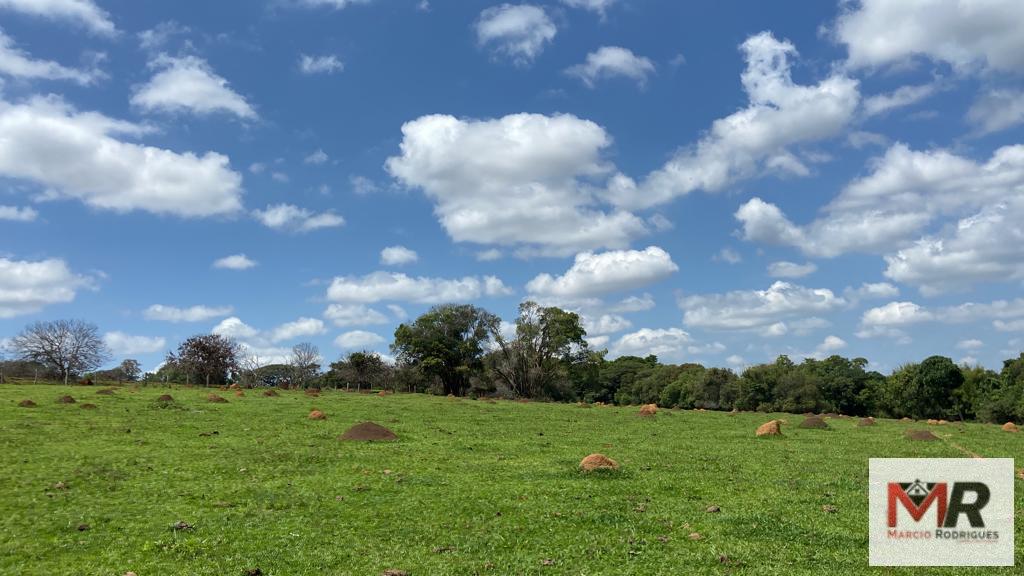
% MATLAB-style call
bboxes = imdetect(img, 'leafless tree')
[239,353,266,387]
[10,320,110,385]
[290,342,321,388]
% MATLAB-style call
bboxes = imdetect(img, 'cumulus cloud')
[299,54,343,75]
[137,21,189,51]
[862,83,938,118]
[679,281,846,332]
[386,112,647,255]
[956,338,984,350]
[380,245,418,266]
[526,246,677,298]
[212,254,257,270]
[767,261,817,278]
[326,271,511,304]
[324,304,390,327]
[0,0,116,36]
[131,55,256,119]
[252,203,344,233]
[213,316,325,345]
[144,304,233,323]
[966,88,1024,136]
[0,205,36,221]
[843,282,899,303]
[610,293,655,313]
[610,328,693,361]
[0,257,91,318]
[267,317,325,343]
[561,0,616,17]
[566,46,655,88]
[210,316,259,339]
[0,29,102,84]
[0,95,243,217]
[334,330,385,349]
[304,149,329,164]
[604,31,859,209]
[714,248,742,264]
[858,298,1024,338]
[103,332,166,356]
[582,314,632,335]
[834,0,1024,73]
[475,4,556,66]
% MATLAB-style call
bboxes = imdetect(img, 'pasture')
[0,383,1020,575]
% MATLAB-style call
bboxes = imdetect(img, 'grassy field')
[0,383,1021,575]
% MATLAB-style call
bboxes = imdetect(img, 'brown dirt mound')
[858,417,876,426]
[906,429,939,441]
[304,388,321,397]
[308,410,326,420]
[638,403,658,417]
[900,417,913,422]
[207,394,228,403]
[234,390,245,397]
[96,389,115,395]
[156,394,174,402]
[228,383,240,390]
[262,390,279,397]
[18,399,37,408]
[756,420,783,437]
[80,403,98,410]
[57,395,76,404]
[1002,422,1018,432]
[799,416,830,429]
[340,422,398,441]
[579,453,619,472]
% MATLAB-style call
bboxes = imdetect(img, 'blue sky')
[2,0,1024,374]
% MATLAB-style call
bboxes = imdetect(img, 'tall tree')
[392,304,498,396]
[328,351,388,391]
[488,301,588,399]
[290,342,321,388]
[170,334,240,386]
[118,359,142,382]
[10,319,109,385]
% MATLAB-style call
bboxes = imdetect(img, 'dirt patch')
[756,420,783,437]
[304,388,321,397]
[262,390,278,397]
[339,422,398,442]
[156,394,174,402]
[799,416,829,429]
[1002,422,1018,433]
[900,417,913,422]
[308,410,326,420]
[57,395,76,404]
[234,390,245,397]
[207,394,228,403]
[96,389,115,395]
[905,429,939,441]
[579,453,619,472]
[378,390,391,397]
[80,403,98,410]
[638,403,658,417]
[18,399,36,408]
[857,417,876,427]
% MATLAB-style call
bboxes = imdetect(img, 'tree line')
[4,306,1023,424]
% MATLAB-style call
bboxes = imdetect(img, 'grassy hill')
[1,384,1020,575]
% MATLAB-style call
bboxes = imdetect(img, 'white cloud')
[476,248,503,262]
[271,171,289,183]
[844,282,899,302]
[484,275,513,296]
[586,335,609,348]
[249,162,265,174]
[817,335,847,353]
[0,0,116,36]
[0,29,102,84]
[268,317,325,343]
[103,331,166,356]
[212,254,257,270]
[680,281,846,331]
[566,46,655,88]
[726,354,745,366]
[475,4,556,66]
[0,205,36,221]
[324,304,390,327]
[137,21,189,51]
[0,257,91,318]
[767,261,817,278]
[211,316,259,339]
[297,0,372,9]
[299,54,343,75]
[253,203,344,233]
[213,316,326,348]
[714,247,742,264]
[966,89,1024,136]
[334,330,385,349]
[131,55,256,119]
[304,148,329,164]
[0,95,242,217]
[145,304,233,323]
[834,0,1024,73]
[386,112,647,255]
[605,31,859,209]
[861,301,934,328]
[386,304,407,320]
[610,293,655,313]
[560,0,616,17]
[350,175,380,195]
[957,338,984,351]
[582,314,632,335]
[380,245,418,266]
[862,83,938,117]
[526,246,677,298]
[610,327,692,360]
[326,271,509,304]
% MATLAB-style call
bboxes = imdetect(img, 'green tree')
[170,334,241,386]
[904,356,964,420]
[327,351,389,391]
[391,304,498,396]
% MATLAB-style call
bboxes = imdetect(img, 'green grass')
[0,384,1021,575]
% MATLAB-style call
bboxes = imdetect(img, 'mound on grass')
[17,399,36,408]
[262,390,278,397]
[57,395,76,404]
[207,394,228,403]
[340,422,397,442]
[638,404,658,417]
[80,403,98,410]
[96,389,115,396]
[756,420,783,437]
[906,429,939,441]
[799,416,829,429]
[308,410,326,420]
[304,388,321,397]
[234,390,245,397]
[579,453,619,472]
[378,390,391,397]
[1002,422,1018,432]
[858,417,876,427]
[156,394,174,402]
